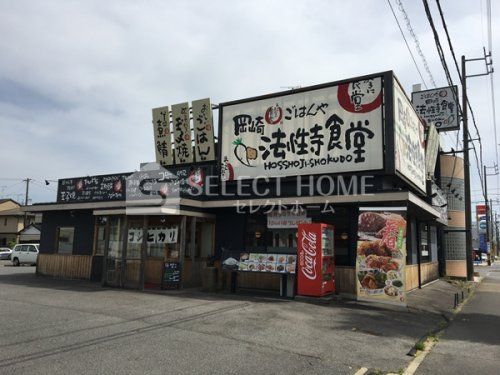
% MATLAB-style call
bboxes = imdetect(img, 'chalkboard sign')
[57,173,131,203]
[161,262,181,289]
[126,164,214,202]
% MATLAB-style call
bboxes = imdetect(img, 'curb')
[400,277,483,375]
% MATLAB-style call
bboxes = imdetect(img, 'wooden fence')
[37,253,92,280]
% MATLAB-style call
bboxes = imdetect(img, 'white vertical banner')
[393,78,426,192]
[192,98,216,162]
[152,106,173,166]
[425,123,440,178]
[172,102,193,164]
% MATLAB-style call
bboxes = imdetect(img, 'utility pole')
[23,178,31,227]
[462,55,474,281]
[484,165,489,246]
[462,50,493,280]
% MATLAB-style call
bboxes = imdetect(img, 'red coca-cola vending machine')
[297,223,335,297]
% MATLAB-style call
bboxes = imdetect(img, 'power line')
[435,0,485,180]
[396,0,437,87]
[423,0,485,200]
[387,0,429,88]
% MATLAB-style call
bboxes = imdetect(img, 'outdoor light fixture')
[340,232,348,240]
[255,231,262,239]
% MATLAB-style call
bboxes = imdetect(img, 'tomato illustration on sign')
[113,180,122,193]
[75,180,84,192]
[265,104,283,124]
[233,138,257,167]
[221,157,234,181]
[187,168,205,188]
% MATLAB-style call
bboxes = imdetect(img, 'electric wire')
[396,0,437,87]
[387,0,429,88]
[423,0,485,202]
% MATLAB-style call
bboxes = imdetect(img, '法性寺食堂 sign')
[411,85,459,131]
[219,77,384,181]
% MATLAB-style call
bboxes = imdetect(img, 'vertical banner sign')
[356,207,407,306]
[220,77,384,181]
[394,79,426,193]
[192,98,216,162]
[425,123,440,178]
[172,102,193,164]
[411,86,459,131]
[476,205,488,253]
[152,106,173,166]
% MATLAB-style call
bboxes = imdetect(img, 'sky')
[0,0,498,207]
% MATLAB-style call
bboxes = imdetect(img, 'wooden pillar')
[119,215,128,288]
[139,215,148,290]
[101,217,111,287]
[189,216,197,284]
[179,215,187,288]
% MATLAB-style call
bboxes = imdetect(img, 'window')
[28,245,37,253]
[108,217,122,259]
[3,218,7,226]
[420,224,429,262]
[57,227,75,254]
[94,216,107,256]
[95,226,106,255]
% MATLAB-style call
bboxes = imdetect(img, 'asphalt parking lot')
[0,260,447,374]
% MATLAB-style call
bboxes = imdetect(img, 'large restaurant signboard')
[394,79,426,193]
[356,207,407,306]
[220,76,384,180]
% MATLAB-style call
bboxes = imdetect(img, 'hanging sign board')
[152,106,174,166]
[356,207,407,306]
[220,77,384,181]
[192,98,216,162]
[411,85,459,131]
[172,102,193,164]
[394,79,426,193]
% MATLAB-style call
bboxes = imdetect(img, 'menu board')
[238,253,296,274]
[356,207,407,306]
[162,262,181,289]
[126,164,214,201]
[57,173,131,203]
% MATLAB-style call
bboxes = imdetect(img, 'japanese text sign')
[394,79,426,192]
[220,77,384,180]
[152,106,174,166]
[411,86,459,131]
[192,98,215,162]
[172,102,193,164]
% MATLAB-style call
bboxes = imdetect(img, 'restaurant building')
[28,71,455,304]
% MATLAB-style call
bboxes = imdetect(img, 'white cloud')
[0,0,498,204]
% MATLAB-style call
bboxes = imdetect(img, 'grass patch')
[414,341,425,351]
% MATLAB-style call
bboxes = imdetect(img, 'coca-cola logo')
[300,229,317,280]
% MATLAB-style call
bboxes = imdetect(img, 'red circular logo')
[337,82,382,113]
[265,105,283,124]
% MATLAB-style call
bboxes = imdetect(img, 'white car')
[11,244,39,266]
[0,247,12,260]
